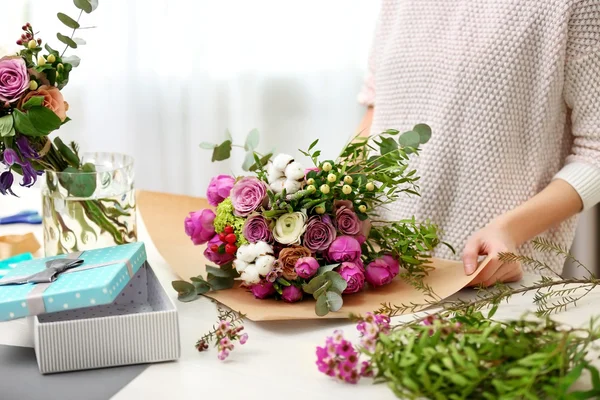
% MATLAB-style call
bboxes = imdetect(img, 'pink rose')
[204,234,235,265]
[335,204,361,236]
[338,262,365,294]
[20,85,68,121]
[230,177,267,216]
[327,236,361,263]
[365,255,400,287]
[281,285,303,303]
[0,57,29,103]
[206,174,235,206]
[303,215,336,252]
[184,209,216,245]
[250,281,276,299]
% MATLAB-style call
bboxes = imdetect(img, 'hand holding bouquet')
[174,126,453,316]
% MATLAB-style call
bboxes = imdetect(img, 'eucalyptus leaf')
[73,0,93,13]
[89,0,99,11]
[399,130,421,149]
[57,13,80,29]
[325,291,343,312]
[379,137,398,155]
[192,280,211,295]
[244,128,259,151]
[72,38,86,45]
[242,151,255,171]
[211,140,232,162]
[199,142,217,149]
[172,280,195,293]
[413,124,432,144]
[62,55,81,67]
[302,274,328,294]
[317,264,339,275]
[177,290,198,302]
[324,271,347,294]
[0,115,15,137]
[206,265,233,278]
[207,276,234,291]
[315,294,329,316]
[57,33,78,49]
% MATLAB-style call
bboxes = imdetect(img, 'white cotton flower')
[254,241,274,257]
[284,161,305,181]
[236,243,258,263]
[283,179,303,194]
[254,255,276,276]
[267,164,284,184]
[269,178,286,194]
[241,264,261,284]
[233,259,249,273]
[272,154,294,172]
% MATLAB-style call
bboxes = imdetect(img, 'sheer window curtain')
[3,0,378,196]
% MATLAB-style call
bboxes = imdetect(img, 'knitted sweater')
[359,0,600,274]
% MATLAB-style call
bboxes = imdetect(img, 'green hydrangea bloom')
[214,198,248,246]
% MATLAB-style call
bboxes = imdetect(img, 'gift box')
[0,243,181,374]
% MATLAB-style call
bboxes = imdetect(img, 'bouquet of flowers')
[174,126,453,316]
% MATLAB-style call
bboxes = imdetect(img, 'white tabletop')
[1,190,598,399]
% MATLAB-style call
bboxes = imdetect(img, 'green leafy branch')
[172,263,239,302]
[302,265,346,316]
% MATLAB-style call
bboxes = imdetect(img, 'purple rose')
[295,257,320,279]
[281,285,303,303]
[184,209,216,245]
[206,174,235,206]
[365,255,400,287]
[250,281,276,299]
[303,215,336,252]
[230,177,267,217]
[243,215,273,243]
[338,262,365,294]
[327,236,361,263]
[0,57,29,103]
[204,234,235,265]
[335,204,361,236]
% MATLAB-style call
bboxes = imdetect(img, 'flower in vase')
[273,212,307,245]
[184,209,216,245]
[0,56,29,103]
[230,177,267,217]
[15,136,38,160]
[0,171,15,195]
[206,174,235,206]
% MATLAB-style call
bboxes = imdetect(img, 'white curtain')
[1,0,378,196]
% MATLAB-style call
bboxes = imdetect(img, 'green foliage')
[57,12,80,29]
[21,96,44,110]
[211,140,232,162]
[172,262,239,301]
[57,33,78,49]
[0,115,15,137]
[13,107,62,136]
[304,270,347,316]
[370,312,600,400]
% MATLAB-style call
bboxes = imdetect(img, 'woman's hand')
[462,221,523,287]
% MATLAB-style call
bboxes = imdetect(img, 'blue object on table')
[0,210,42,225]
[0,253,34,279]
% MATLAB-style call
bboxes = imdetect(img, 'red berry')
[22,25,27,30]
[21,34,26,40]
[16,40,22,46]
[26,33,32,39]
[225,233,237,244]
[224,225,234,234]
[210,244,219,252]
[37,38,42,45]
[26,23,31,27]
[225,244,237,255]
[218,232,227,242]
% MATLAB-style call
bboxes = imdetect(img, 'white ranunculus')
[236,243,258,263]
[273,212,307,245]
[272,154,294,172]
[283,179,303,194]
[284,161,305,181]
[241,264,261,284]
[233,259,249,273]
[254,241,273,257]
[267,163,284,184]
[254,255,276,276]
[269,177,286,194]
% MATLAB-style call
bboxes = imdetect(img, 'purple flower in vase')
[2,148,18,166]
[0,171,15,195]
[19,161,42,188]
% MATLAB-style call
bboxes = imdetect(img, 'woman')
[358,1,600,285]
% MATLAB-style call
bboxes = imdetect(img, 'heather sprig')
[195,307,248,361]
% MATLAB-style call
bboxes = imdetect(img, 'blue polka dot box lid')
[0,242,147,322]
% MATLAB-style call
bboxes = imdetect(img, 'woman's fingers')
[462,236,482,275]
[468,257,502,286]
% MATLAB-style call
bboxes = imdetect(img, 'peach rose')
[20,85,67,121]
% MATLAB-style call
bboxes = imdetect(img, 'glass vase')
[42,152,137,256]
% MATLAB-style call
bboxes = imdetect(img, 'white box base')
[33,262,181,374]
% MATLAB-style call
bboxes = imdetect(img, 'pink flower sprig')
[315,312,390,384]
[195,307,248,361]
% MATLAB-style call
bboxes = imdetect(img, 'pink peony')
[204,234,235,265]
[230,177,267,217]
[281,285,303,303]
[338,262,365,294]
[365,255,400,287]
[184,209,216,245]
[327,236,361,263]
[250,281,276,299]
[295,257,320,279]
[0,57,29,103]
[206,174,235,206]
